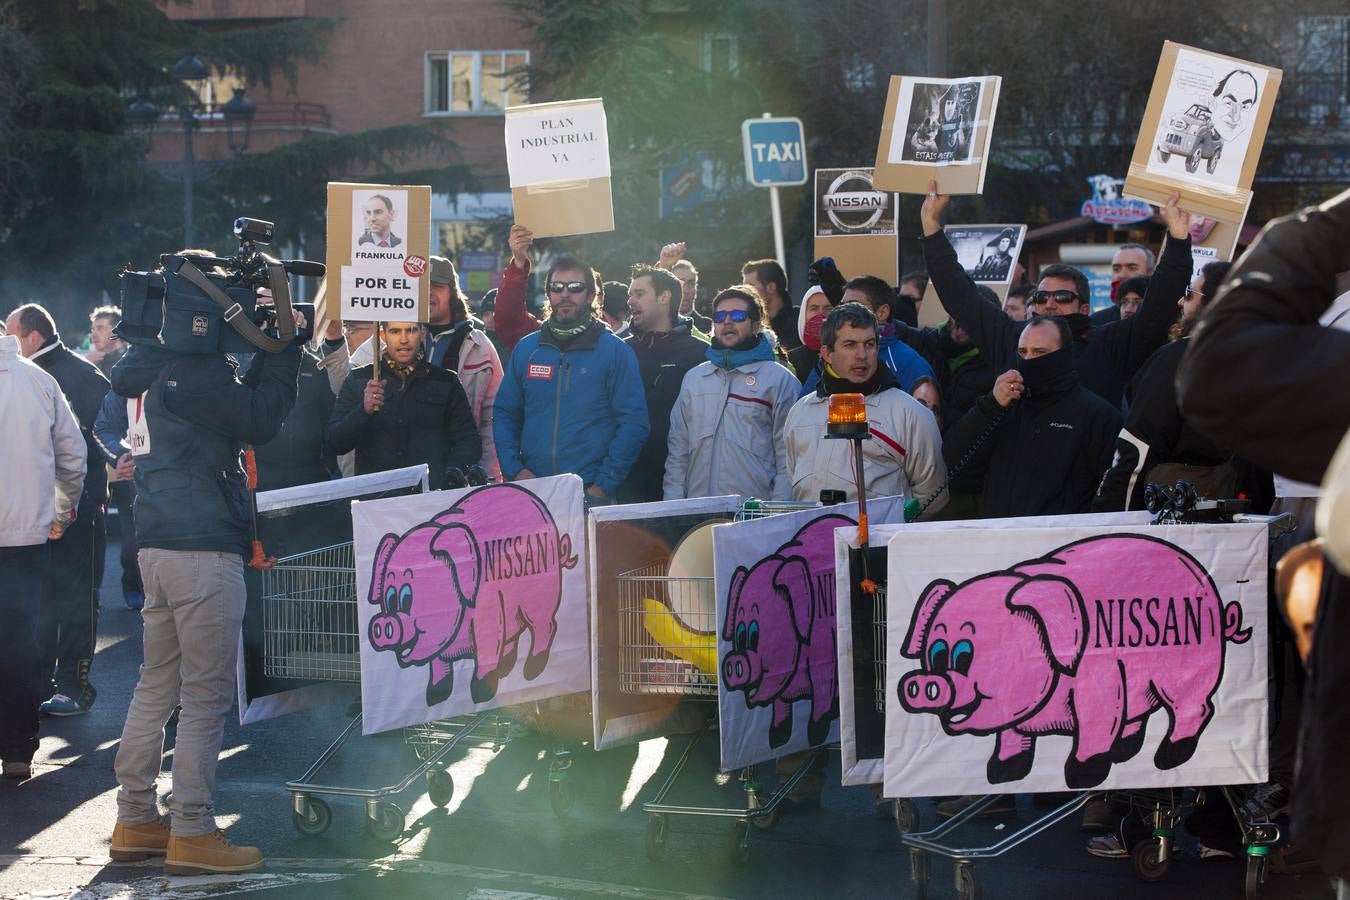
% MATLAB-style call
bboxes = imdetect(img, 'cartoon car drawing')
[1156,103,1224,175]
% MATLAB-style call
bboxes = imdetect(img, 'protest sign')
[715,498,907,772]
[325,182,431,324]
[873,75,1001,195]
[813,167,897,284]
[1187,195,1250,279]
[1124,42,1281,223]
[505,98,614,238]
[921,224,1026,312]
[353,475,589,735]
[883,521,1268,798]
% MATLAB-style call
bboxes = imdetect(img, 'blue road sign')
[741,117,808,187]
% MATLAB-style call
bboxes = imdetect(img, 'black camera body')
[117,217,322,355]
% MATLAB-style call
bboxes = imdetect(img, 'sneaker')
[1197,842,1236,861]
[2,761,32,781]
[1086,832,1129,859]
[935,795,1015,819]
[40,692,94,717]
[110,818,171,861]
[164,830,263,875]
[1237,782,1290,822]
[124,591,145,611]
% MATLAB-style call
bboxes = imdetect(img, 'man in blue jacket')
[493,254,649,502]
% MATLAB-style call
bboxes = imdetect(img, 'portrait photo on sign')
[813,168,896,238]
[1145,47,1270,192]
[891,78,983,165]
[946,225,1026,284]
[353,188,408,254]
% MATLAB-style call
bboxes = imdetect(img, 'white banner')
[354,475,588,734]
[715,498,907,771]
[505,99,610,187]
[883,522,1268,797]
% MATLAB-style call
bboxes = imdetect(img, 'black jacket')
[111,343,300,554]
[943,365,1122,519]
[253,348,337,491]
[34,338,110,515]
[921,229,1191,407]
[769,303,802,352]
[619,318,709,503]
[327,360,481,490]
[1176,190,1350,877]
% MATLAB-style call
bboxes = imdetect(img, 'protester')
[619,264,708,503]
[92,390,144,609]
[478,289,509,362]
[895,284,999,427]
[87,306,126,378]
[493,253,649,502]
[909,375,942,429]
[495,224,546,353]
[741,258,801,351]
[0,330,85,781]
[1003,283,1034,322]
[6,304,109,717]
[1115,274,1148,320]
[1091,243,1158,326]
[920,180,1191,408]
[108,310,300,874]
[600,280,631,337]
[799,275,934,398]
[942,316,1122,519]
[665,285,800,501]
[671,260,710,333]
[789,286,832,382]
[896,272,928,326]
[327,321,482,489]
[1177,188,1350,890]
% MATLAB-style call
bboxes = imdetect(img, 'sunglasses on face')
[1030,290,1081,306]
[712,308,750,323]
[547,281,589,294]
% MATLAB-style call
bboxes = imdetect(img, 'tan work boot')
[164,830,263,875]
[110,818,171,861]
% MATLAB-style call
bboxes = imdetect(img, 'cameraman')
[107,294,300,875]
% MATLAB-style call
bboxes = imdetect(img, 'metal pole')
[182,106,195,248]
[769,186,786,270]
[852,438,869,544]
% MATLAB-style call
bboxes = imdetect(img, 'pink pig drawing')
[722,514,853,749]
[367,483,577,706]
[898,533,1251,788]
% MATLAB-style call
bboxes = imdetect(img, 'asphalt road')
[0,534,1337,899]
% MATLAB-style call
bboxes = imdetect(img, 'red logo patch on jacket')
[527,363,555,380]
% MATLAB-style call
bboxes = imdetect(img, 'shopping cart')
[261,542,515,840]
[898,509,1296,900]
[623,500,828,865]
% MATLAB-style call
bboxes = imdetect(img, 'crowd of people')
[2,181,1347,889]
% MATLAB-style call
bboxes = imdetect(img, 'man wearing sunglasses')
[494,254,648,503]
[919,180,1193,409]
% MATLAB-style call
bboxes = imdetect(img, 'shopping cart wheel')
[292,796,331,837]
[909,848,929,900]
[1131,837,1170,882]
[549,776,575,818]
[1245,854,1267,900]
[644,815,668,862]
[750,808,778,831]
[367,801,404,842]
[954,862,980,900]
[895,799,921,835]
[427,768,454,808]
[729,821,751,866]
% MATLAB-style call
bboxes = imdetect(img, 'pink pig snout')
[369,612,414,650]
[899,671,953,712]
[723,651,761,691]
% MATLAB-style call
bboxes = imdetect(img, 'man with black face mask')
[942,316,1122,518]
[919,179,1192,409]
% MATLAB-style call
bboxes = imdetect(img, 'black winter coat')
[35,339,110,515]
[619,318,709,503]
[327,361,481,490]
[253,348,336,491]
[1177,190,1350,877]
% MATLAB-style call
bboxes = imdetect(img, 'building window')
[425,51,529,115]
[702,32,737,76]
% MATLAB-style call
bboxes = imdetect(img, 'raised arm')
[495,224,542,352]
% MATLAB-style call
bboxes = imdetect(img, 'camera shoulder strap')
[171,258,294,353]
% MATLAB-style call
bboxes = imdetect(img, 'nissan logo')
[822,170,890,233]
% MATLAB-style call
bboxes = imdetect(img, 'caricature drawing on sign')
[722,515,852,748]
[897,534,1250,788]
[366,483,577,706]
[902,81,980,164]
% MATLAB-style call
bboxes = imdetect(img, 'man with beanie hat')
[942,316,1121,518]
[665,286,800,500]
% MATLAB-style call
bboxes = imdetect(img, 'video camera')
[118,217,325,355]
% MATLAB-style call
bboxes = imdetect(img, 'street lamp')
[221,87,257,157]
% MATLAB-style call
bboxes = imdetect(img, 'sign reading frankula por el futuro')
[326,182,432,324]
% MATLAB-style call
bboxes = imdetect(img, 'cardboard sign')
[353,476,589,734]
[505,98,614,238]
[813,167,898,284]
[1187,195,1251,279]
[920,223,1026,311]
[883,522,1268,797]
[1124,42,1281,223]
[326,182,431,324]
[874,75,1002,195]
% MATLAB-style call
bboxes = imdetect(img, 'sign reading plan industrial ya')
[505,100,610,186]
[325,181,432,324]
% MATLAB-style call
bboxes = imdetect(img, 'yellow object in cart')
[640,597,719,677]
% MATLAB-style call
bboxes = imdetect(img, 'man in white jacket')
[785,302,947,515]
[0,333,85,779]
[664,285,800,501]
